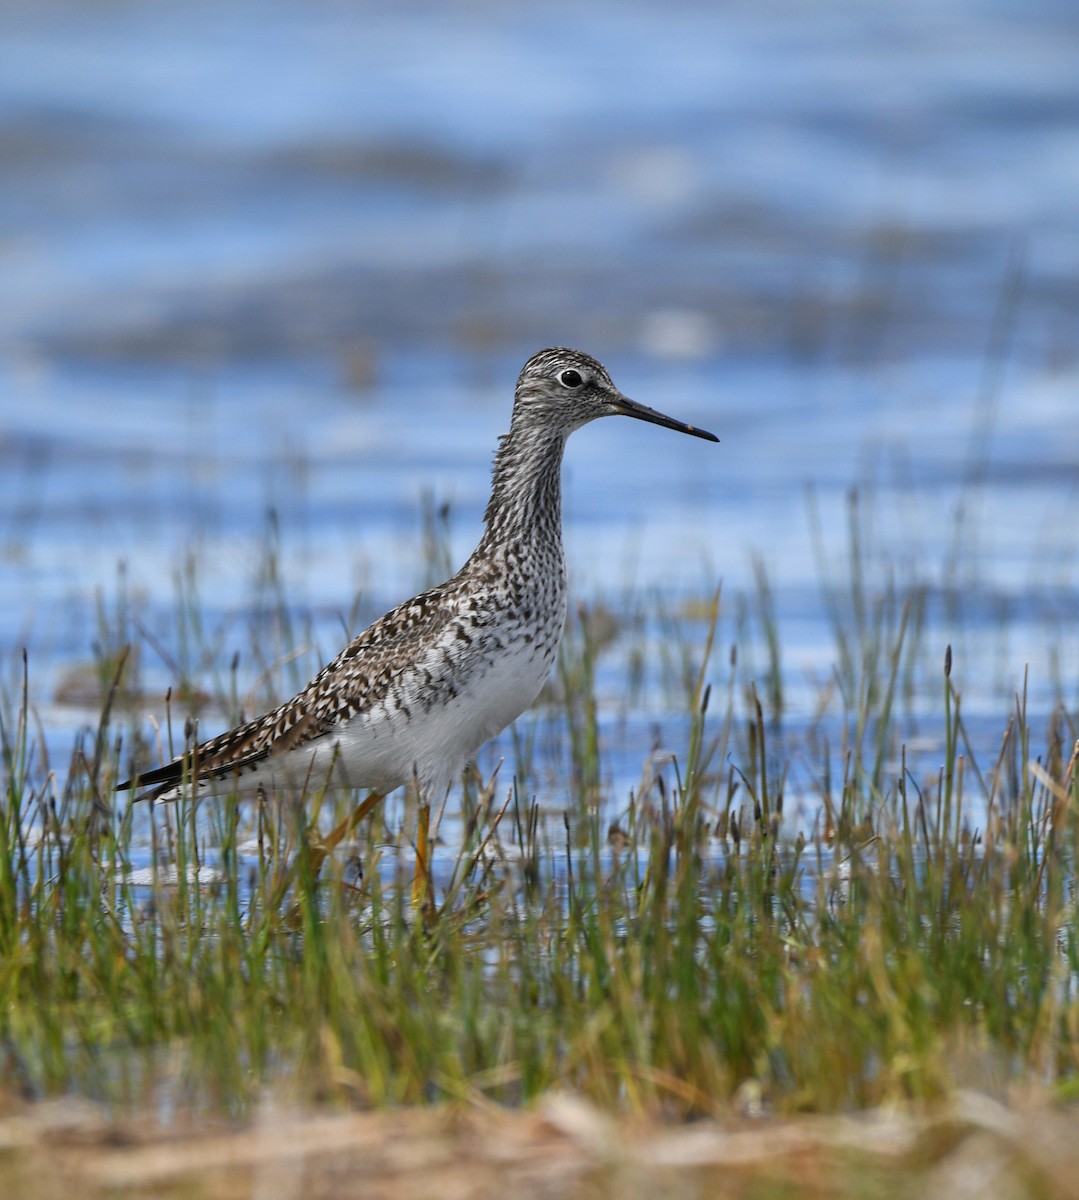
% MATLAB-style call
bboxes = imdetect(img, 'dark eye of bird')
[559,369,583,388]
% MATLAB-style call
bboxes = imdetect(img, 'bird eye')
[559,369,583,388]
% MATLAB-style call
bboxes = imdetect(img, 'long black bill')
[611,395,718,442]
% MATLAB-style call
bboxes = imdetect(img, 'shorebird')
[118,348,717,824]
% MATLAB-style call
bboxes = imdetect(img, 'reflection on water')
[1,0,1078,838]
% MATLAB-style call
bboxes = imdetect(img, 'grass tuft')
[1,515,1078,1121]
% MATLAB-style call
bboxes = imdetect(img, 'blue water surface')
[1,0,1078,840]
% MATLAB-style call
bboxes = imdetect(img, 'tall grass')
[1,513,1078,1120]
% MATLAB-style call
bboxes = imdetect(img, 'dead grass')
[4,1087,1079,1200]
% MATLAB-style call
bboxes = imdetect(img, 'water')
[2,0,1078,844]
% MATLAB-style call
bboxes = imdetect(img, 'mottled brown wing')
[119,580,463,797]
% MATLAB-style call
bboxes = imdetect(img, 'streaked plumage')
[118,348,717,804]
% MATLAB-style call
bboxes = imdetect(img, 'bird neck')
[477,420,567,554]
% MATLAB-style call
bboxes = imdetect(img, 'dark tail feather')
[116,759,184,792]
[116,746,271,800]
[114,756,188,801]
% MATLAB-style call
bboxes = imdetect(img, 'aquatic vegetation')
[1,514,1077,1120]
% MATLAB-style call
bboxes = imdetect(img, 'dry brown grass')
[4,1089,1079,1200]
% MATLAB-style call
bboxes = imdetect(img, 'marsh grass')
[1,511,1078,1123]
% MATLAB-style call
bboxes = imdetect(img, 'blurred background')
[1,0,1077,760]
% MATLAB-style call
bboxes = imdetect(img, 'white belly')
[329,629,558,798]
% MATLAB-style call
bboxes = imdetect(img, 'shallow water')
[2,0,1078,844]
